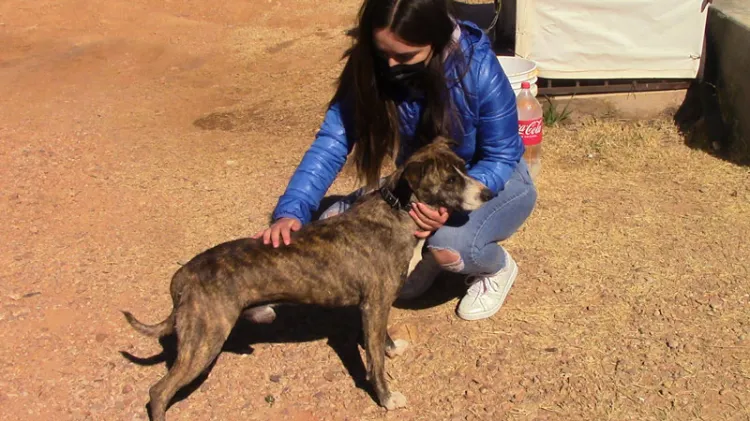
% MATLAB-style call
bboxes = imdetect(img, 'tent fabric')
[515,0,709,79]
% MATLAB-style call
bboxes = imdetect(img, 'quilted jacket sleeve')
[466,49,525,194]
[271,101,354,225]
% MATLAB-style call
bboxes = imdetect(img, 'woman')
[253,0,537,321]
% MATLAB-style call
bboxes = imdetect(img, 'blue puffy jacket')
[272,21,524,224]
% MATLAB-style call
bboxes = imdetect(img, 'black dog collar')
[379,186,409,211]
[379,185,412,211]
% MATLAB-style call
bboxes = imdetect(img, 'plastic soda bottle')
[516,81,543,180]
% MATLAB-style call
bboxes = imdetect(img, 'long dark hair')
[332,0,462,188]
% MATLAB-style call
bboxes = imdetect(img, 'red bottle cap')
[521,81,531,89]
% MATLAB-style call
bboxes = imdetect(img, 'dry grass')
[480,117,750,420]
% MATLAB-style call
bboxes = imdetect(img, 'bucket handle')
[485,0,502,33]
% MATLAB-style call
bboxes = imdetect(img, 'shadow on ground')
[674,80,734,162]
[118,275,465,419]
[119,305,369,416]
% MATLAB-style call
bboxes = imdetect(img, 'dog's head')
[398,137,493,212]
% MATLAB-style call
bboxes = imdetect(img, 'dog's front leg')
[361,299,407,411]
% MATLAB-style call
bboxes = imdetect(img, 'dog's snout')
[460,179,492,211]
[479,187,493,203]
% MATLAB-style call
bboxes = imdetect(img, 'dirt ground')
[2,1,750,420]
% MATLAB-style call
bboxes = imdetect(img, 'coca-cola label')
[518,118,543,146]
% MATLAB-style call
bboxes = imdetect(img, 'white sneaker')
[242,305,276,324]
[399,253,442,300]
[456,250,518,321]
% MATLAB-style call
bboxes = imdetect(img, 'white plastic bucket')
[496,56,539,97]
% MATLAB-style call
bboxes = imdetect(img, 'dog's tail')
[122,310,175,338]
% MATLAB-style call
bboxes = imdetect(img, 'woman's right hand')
[252,217,302,248]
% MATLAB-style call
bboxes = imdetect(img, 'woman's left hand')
[409,203,450,238]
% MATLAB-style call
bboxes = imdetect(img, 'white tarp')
[514,0,709,79]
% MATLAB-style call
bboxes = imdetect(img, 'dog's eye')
[447,175,459,185]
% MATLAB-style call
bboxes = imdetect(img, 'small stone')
[269,374,281,383]
[30,226,39,234]
[464,389,474,399]
[122,384,133,394]
[498,401,514,412]
[264,395,275,405]
[666,337,679,350]
[479,386,489,394]
[323,371,336,382]
[510,389,526,403]
[719,388,727,396]
[313,391,325,400]
[544,347,558,353]
[95,333,108,343]
[226,160,238,166]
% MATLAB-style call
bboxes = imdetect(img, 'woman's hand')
[409,203,450,238]
[252,217,302,248]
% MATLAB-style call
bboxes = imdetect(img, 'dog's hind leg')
[147,311,234,421]
[361,299,407,411]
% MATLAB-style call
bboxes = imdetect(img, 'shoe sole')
[457,259,518,321]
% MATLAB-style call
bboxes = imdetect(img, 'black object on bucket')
[452,0,501,45]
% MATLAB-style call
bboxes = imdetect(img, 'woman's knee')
[427,235,472,273]
[431,247,461,266]
[428,247,464,272]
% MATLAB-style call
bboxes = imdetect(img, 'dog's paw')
[386,339,409,359]
[383,391,407,410]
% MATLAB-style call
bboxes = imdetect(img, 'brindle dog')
[123,137,493,421]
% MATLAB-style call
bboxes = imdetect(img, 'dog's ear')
[402,158,427,192]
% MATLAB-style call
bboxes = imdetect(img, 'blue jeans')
[319,159,537,276]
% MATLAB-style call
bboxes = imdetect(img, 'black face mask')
[386,61,427,84]
[377,59,428,98]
